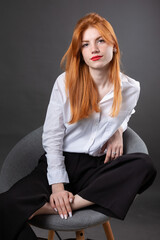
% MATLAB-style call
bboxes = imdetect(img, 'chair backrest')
[123,127,148,154]
[0,127,148,193]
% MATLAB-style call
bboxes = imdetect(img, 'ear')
[113,47,117,53]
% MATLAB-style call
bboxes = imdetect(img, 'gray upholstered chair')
[0,127,148,240]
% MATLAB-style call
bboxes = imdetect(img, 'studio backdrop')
[0,0,160,186]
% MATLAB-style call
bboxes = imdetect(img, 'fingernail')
[54,208,58,212]
[69,212,72,217]
[60,214,64,219]
[69,198,73,203]
[64,214,67,220]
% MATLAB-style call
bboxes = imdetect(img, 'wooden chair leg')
[48,230,55,240]
[76,229,85,240]
[103,221,114,240]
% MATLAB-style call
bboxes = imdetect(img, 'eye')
[98,38,105,44]
[82,43,89,48]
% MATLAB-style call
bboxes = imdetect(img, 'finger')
[116,148,120,158]
[63,195,72,217]
[54,197,64,219]
[113,148,119,158]
[69,192,74,203]
[120,146,123,156]
[104,155,109,163]
[101,142,107,153]
[111,152,115,160]
[113,146,122,159]
[59,197,68,219]
[110,148,115,160]
[104,149,111,163]
[50,195,56,210]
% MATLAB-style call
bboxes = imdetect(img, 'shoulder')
[120,72,140,95]
[120,73,140,111]
[120,73,140,91]
[54,72,66,90]
[51,72,67,102]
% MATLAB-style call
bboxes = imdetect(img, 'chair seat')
[29,209,109,231]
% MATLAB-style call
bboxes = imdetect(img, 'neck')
[89,67,110,88]
[89,67,113,101]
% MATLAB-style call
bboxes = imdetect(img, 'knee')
[136,153,157,177]
[135,153,157,193]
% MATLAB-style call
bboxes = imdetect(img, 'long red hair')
[61,13,122,124]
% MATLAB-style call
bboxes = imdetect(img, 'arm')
[42,80,69,185]
[120,109,135,132]
[100,108,136,163]
[101,126,123,163]
[42,76,74,218]
[101,75,140,163]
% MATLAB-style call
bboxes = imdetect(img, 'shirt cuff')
[120,121,128,132]
[47,167,69,185]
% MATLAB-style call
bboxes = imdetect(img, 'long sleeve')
[120,73,140,132]
[121,109,135,132]
[42,78,69,185]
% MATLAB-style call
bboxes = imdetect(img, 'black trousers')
[0,152,157,240]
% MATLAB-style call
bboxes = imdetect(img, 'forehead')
[82,27,101,41]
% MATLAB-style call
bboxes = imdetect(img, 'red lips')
[91,55,103,61]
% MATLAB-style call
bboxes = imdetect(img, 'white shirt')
[42,72,140,185]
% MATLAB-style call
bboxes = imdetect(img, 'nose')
[91,42,100,54]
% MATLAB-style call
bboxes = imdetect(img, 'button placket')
[86,113,100,151]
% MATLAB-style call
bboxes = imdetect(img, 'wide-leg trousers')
[0,152,157,240]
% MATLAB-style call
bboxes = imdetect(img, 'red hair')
[61,13,122,124]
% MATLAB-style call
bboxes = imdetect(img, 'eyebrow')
[82,36,102,42]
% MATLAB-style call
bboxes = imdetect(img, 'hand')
[101,127,123,163]
[50,183,74,219]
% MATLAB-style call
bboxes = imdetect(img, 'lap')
[1,152,155,220]
[64,152,155,194]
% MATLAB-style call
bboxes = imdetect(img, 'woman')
[0,13,156,240]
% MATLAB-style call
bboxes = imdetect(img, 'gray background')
[0,0,159,185]
[0,0,160,239]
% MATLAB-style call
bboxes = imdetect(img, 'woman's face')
[81,27,114,71]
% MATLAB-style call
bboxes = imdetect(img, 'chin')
[90,63,108,70]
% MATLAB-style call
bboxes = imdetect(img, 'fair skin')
[29,27,123,220]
